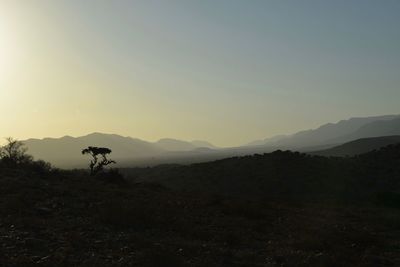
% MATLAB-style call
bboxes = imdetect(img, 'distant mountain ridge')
[156,138,197,151]
[21,114,400,168]
[23,133,217,168]
[327,117,400,144]
[155,138,216,151]
[24,133,162,168]
[249,115,400,148]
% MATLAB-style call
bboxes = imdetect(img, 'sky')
[0,0,399,147]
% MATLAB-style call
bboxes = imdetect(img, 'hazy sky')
[1,0,399,146]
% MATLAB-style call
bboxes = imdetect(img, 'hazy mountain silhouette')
[156,138,197,151]
[191,140,217,149]
[246,135,287,147]
[155,139,217,151]
[310,135,400,157]
[249,115,400,149]
[24,133,166,168]
[327,117,400,144]
[22,115,400,168]
[23,133,218,168]
[152,114,400,165]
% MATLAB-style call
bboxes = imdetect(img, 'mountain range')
[248,114,400,148]
[155,138,216,151]
[21,114,400,168]
[23,133,218,168]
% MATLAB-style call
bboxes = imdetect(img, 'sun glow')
[0,28,8,71]
[0,9,21,105]
[0,8,21,84]
[0,25,14,76]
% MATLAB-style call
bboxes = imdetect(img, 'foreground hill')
[2,145,400,266]
[310,135,400,157]
[125,144,400,199]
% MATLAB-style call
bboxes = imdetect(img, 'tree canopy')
[82,146,116,175]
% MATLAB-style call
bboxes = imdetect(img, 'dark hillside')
[2,145,400,266]
[125,144,400,200]
[1,166,400,266]
[124,151,346,198]
[310,136,400,157]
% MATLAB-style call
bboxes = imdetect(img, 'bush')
[28,160,52,174]
[0,138,53,176]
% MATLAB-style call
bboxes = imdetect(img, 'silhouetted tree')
[0,137,32,165]
[82,146,116,176]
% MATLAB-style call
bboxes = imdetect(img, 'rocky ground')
[1,169,400,266]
